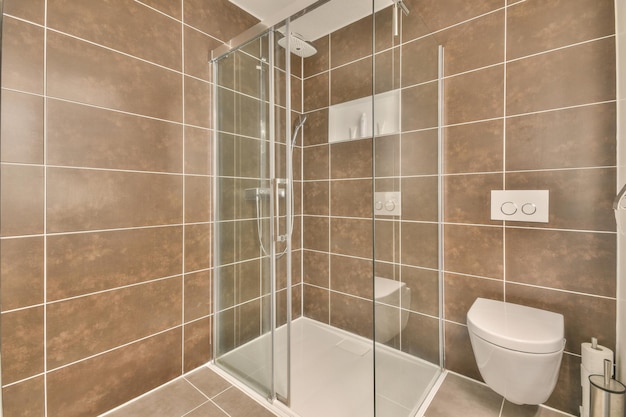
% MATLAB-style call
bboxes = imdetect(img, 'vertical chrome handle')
[275,179,287,242]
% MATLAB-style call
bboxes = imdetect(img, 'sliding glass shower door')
[213,30,291,403]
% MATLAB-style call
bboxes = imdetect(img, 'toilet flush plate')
[490,190,549,223]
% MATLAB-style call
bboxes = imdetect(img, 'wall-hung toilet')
[467,298,565,405]
[374,277,410,343]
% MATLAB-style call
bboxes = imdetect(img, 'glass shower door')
[213,31,290,402]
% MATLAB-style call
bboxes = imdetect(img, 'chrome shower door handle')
[275,178,287,242]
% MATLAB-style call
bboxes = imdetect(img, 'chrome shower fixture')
[393,0,410,37]
[277,33,317,58]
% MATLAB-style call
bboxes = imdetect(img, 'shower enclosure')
[212,1,443,415]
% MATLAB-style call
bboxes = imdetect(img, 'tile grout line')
[42,0,49,415]
[502,0,509,304]
[181,0,186,377]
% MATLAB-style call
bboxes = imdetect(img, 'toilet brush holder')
[589,359,625,417]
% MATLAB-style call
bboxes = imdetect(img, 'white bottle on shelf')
[359,112,367,138]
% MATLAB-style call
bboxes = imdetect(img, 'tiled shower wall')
[300,0,617,415]
[0,0,257,415]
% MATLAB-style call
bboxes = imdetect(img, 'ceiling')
[229,0,393,41]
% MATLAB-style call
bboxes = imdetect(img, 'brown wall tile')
[185,27,220,82]
[401,266,439,316]
[506,38,616,115]
[47,226,183,300]
[331,179,372,218]
[47,32,183,122]
[444,321,482,381]
[48,0,182,71]
[403,0,504,34]
[183,0,258,42]
[435,10,505,76]
[506,168,616,232]
[401,37,439,87]
[402,177,438,222]
[506,103,616,171]
[400,129,439,176]
[185,76,212,128]
[401,312,440,364]
[331,254,373,299]
[304,36,329,78]
[330,139,372,179]
[375,48,401,94]
[185,223,212,272]
[304,72,329,112]
[303,284,329,323]
[1,237,44,311]
[47,277,182,368]
[303,250,329,288]
[506,228,616,297]
[330,15,373,68]
[375,220,400,263]
[330,218,373,259]
[47,99,183,172]
[2,375,45,416]
[303,181,329,215]
[330,57,373,105]
[303,216,329,252]
[303,109,329,146]
[507,0,615,60]
[185,127,212,175]
[304,145,329,179]
[443,273,503,323]
[139,0,182,19]
[217,219,257,265]
[330,292,373,339]
[184,270,212,321]
[4,0,45,24]
[47,328,182,417]
[506,283,615,355]
[444,120,503,174]
[217,134,263,179]
[184,317,212,373]
[1,90,44,164]
[2,17,44,93]
[1,164,44,237]
[401,81,439,131]
[374,6,396,52]
[185,176,212,223]
[444,224,503,279]
[401,222,438,269]
[445,65,504,125]
[1,306,44,384]
[374,135,400,177]
[47,168,183,233]
[234,299,262,346]
[444,173,503,224]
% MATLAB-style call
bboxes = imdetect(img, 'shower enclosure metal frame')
[211,20,298,405]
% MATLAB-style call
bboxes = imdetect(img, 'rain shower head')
[277,33,317,58]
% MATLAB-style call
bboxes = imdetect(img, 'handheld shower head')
[291,115,308,147]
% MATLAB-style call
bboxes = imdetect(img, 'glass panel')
[213,32,275,400]
[289,1,378,416]
[373,4,443,417]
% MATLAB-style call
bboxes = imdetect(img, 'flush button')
[521,202,537,215]
[491,190,549,223]
[501,201,517,215]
